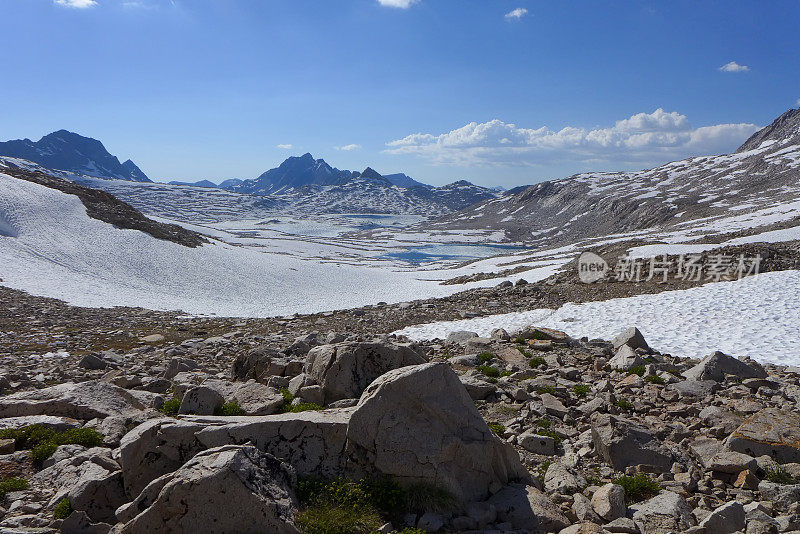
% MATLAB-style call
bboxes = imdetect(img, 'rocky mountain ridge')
[425,108,800,246]
[0,130,150,183]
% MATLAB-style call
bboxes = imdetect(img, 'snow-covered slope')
[0,171,538,316]
[427,108,800,245]
[396,270,800,366]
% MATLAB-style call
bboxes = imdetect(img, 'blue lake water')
[384,243,525,265]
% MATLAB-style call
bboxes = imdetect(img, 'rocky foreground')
[1,295,800,534]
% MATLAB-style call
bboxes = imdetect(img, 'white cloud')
[377,0,419,8]
[719,61,750,73]
[385,109,759,167]
[796,98,800,107]
[276,144,293,150]
[54,0,97,7]
[505,7,528,19]
[336,144,362,151]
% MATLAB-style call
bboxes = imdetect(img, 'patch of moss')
[537,385,556,395]
[529,356,546,367]
[644,375,666,385]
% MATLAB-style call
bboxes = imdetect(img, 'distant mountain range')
[0,130,150,182]
[0,130,499,216]
[426,107,800,245]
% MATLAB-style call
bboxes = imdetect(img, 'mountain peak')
[0,130,150,182]
[359,167,383,180]
[237,154,353,195]
[737,108,800,152]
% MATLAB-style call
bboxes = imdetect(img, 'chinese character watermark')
[577,252,761,283]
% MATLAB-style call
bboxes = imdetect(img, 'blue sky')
[1,0,798,186]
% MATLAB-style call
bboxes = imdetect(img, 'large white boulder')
[344,362,529,501]
[305,342,426,403]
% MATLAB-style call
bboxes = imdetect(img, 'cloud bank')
[385,109,759,167]
[377,0,419,8]
[336,144,362,151]
[719,61,750,73]
[54,0,97,7]
[505,8,528,20]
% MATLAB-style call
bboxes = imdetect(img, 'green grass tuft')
[533,418,552,429]
[295,476,455,534]
[53,497,73,519]
[477,364,501,378]
[0,425,104,464]
[0,478,29,499]
[615,397,634,411]
[160,395,182,416]
[517,347,533,358]
[764,465,800,485]
[533,428,562,444]
[644,375,666,385]
[537,385,556,395]
[214,400,245,416]
[573,384,591,397]
[613,474,660,503]
[477,352,495,364]
[488,422,505,435]
[627,366,646,377]
[529,356,546,367]
[289,402,323,413]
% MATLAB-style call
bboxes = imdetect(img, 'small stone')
[416,512,444,532]
[698,501,746,534]
[0,438,14,454]
[518,431,556,455]
[591,483,626,521]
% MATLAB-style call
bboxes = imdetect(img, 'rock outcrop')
[305,341,427,403]
[116,445,299,534]
[344,362,529,501]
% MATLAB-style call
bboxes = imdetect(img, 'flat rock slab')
[0,381,147,420]
[667,380,719,398]
[725,408,800,463]
[193,409,353,479]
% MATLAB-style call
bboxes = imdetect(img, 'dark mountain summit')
[354,167,391,184]
[0,130,150,182]
[234,153,353,195]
